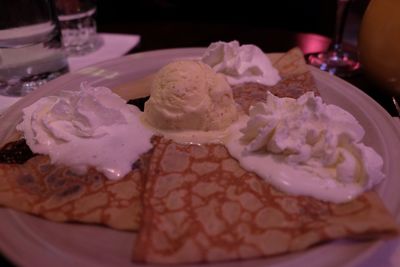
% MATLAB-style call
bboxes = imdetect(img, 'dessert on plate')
[132,42,398,263]
[0,41,397,264]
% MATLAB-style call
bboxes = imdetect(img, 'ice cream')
[226,92,385,203]
[143,60,238,131]
[201,40,281,86]
[17,84,153,180]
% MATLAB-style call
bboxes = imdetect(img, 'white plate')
[0,48,400,267]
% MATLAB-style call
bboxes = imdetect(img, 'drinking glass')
[54,0,101,56]
[0,0,69,96]
[307,0,360,77]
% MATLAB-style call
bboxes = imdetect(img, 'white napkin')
[67,33,140,71]
[0,33,140,113]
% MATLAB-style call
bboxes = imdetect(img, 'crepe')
[0,152,144,230]
[132,48,399,263]
[132,137,398,263]
[233,47,319,113]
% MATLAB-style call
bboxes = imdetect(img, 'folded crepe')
[132,137,398,263]
[0,146,145,230]
[233,47,319,113]
[132,48,399,263]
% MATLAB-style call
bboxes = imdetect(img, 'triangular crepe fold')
[0,155,144,230]
[132,137,398,264]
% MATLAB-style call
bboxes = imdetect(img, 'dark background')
[96,0,337,33]
[96,0,337,52]
[94,0,371,54]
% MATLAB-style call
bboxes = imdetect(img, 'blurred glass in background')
[0,0,69,96]
[55,0,102,56]
[307,0,361,77]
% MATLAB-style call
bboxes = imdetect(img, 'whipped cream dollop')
[17,84,153,180]
[226,92,385,203]
[201,40,281,86]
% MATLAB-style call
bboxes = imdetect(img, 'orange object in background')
[359,0,400,97]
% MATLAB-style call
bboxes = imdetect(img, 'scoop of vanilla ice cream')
[144,60,238,130]
[201,40,281,86]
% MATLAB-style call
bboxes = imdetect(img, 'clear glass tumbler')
[55,0,101,56]
[307,0,360,77]
[0,0,69,96]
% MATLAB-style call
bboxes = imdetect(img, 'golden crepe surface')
[0,149,145,231]
[132,48,398,263]
[233,47,319,114]
[133,137,398,263]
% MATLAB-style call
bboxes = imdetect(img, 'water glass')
[55,0,101,56]
[0,0,69,96]
[307,0,360,77]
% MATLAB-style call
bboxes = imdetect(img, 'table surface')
[0,21,399,267]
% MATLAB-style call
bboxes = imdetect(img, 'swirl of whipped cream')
[226,92,385,203]
[201,40,281,86]
[17,83,153,180]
